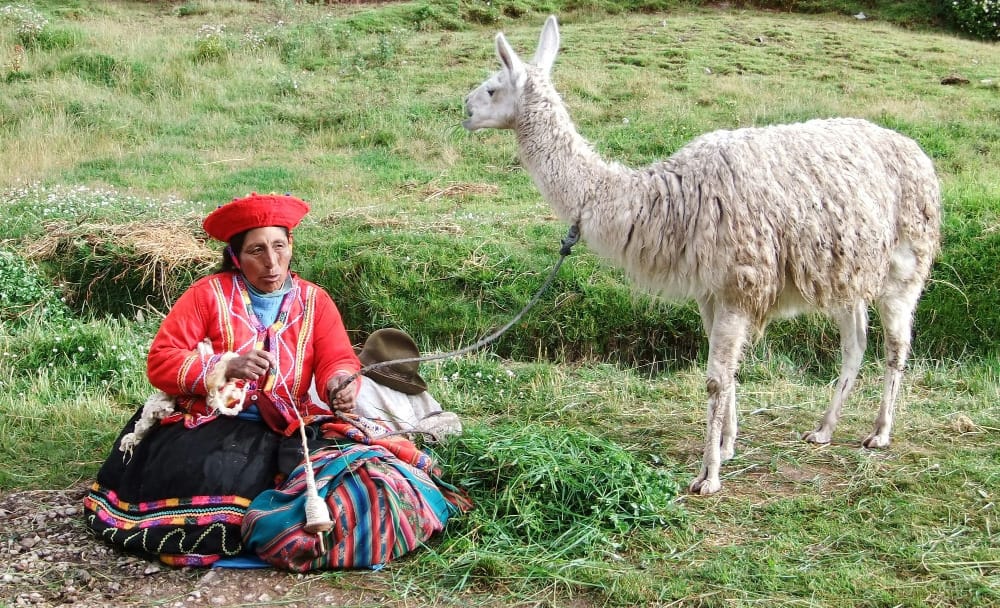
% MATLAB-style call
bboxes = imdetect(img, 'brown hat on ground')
[357,328,427,395]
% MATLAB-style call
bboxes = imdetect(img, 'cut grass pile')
[413,421,684,590]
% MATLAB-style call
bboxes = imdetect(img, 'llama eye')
[487,88,497,97]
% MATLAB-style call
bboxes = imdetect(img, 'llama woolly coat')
[146,272,360,435]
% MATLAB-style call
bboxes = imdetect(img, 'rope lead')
[332,222,581,398]
[559,223,580,256]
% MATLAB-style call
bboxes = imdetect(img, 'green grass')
[1,1,998,606]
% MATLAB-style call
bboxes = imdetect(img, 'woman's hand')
[326,371,357,412]
[225,350,276,381]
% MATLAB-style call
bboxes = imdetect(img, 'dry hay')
[949,413,983,435]
[24,216,216,307]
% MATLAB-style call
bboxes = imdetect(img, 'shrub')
[57,53,144,89]
[193,23,230,62]
[0,4,48,47]
[36,24,83,50]
[944,0,1000,39]
[0,250,70,325]
[172,1,208,17]
[464,1,501,25]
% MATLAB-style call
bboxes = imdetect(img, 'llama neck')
[514,77,650,257]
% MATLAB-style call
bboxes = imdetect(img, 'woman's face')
[238,226,293,293]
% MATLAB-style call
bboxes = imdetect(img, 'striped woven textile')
[242,429,471,572]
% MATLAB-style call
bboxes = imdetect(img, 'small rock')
[941,73,970,85]
[854,12,867,20]
[19,536,40,549]
[199,569,219,584]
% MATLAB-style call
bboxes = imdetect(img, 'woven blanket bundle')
[241,423,471,571]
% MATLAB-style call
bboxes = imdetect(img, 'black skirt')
[84,406,282,566]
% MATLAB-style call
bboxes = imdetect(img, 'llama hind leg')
[804,302,868,444]
[690,309,750,495]
[864,286,920,448]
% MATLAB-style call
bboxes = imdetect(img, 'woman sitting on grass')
[84,193,469,569]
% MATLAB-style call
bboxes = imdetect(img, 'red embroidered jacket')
[146,272,361,435]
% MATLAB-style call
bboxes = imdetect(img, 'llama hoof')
[689,475,722,495]
[803,429,832,444]
[862,433,891,449]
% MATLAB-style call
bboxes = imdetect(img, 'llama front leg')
[720,383,738,462]
[690,310,750,495]
[696,298,737,462]
[698,297,736,462]
[805,302,867,444]
[864,289,918,448]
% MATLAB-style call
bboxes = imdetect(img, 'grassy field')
[1,1,998,606]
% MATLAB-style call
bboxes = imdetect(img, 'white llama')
[462,16,941,494]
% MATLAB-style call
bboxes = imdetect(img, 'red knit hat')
[202,193,310,243]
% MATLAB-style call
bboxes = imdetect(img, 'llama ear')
[495,32,525,83]
[532,14,560,74]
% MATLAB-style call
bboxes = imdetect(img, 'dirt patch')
[0,483,403,607]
